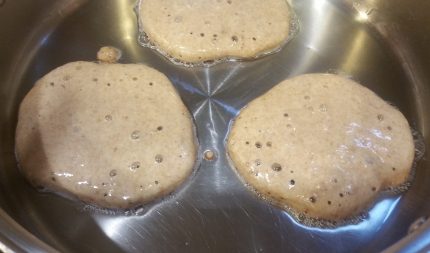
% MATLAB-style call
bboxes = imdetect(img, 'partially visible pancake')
[138,0,293,63]
[227,73,415,220]
[16,61,197,209]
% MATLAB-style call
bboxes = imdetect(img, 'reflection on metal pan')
[0,0,430,252]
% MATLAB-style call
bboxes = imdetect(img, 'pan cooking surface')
[0,0,430,252]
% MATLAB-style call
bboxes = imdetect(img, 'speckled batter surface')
[138,0,292,63]
[227,73,415,220]
[16,61,197,209]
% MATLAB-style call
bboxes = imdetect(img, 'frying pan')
[0,0,430,252]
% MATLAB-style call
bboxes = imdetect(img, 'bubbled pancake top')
[15,61,197,209]
[138,0,292,63]
[227,73,415,220]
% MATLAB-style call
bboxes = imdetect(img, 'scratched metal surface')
[1,0,430,252]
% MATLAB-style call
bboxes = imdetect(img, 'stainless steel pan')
[1,0,430,252]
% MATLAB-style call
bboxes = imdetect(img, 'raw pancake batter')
[227,73,415,220]
[16,61,197,209]
[138,0,293,63]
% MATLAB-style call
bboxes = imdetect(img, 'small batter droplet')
[97,46,122,63]
[204,150,215,161]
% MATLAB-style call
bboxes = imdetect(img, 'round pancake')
[16,61,197,209]
[138,0,293,63]
[227,73,415,220]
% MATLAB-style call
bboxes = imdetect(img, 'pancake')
[227,73,415,221]
[138,0,294,63]
[15,61,197,209]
